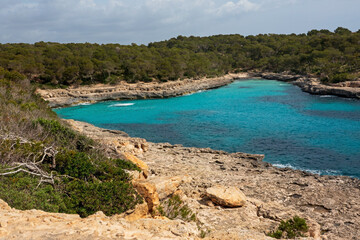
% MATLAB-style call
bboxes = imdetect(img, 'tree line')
[0,27,359,86]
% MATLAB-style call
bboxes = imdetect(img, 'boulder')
[133,180,160,213]
[206,186,246,207]
[148,175,192,200]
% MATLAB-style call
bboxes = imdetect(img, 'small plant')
[267,216,308,239]
[157,194,196,222]
[158,194,211,238]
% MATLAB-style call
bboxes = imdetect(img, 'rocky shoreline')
[254,72,360,99]
[36,73,250,108]
[36,72,359,108]
[2,120,359,239]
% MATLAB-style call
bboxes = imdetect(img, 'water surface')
[55,80,360,178]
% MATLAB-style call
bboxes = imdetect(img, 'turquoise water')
[55,80,360,178]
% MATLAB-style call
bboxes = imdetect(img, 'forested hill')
[0,27,359,86]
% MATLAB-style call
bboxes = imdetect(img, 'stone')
[0,199,11,211]
[121,152,149,178]
[132,180,160,213]
[206,186,246,207]
[124,202,149,221]
[148,175,192,200]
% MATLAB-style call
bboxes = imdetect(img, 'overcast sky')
[0,0,359,44]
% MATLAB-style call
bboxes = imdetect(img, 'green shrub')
[158,194,196,222]
[64,178,142,217]
[55,150,95,180]
[268,216,308,239]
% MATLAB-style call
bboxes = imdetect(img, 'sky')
[0,0,359,44]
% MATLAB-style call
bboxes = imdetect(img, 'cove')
[55,80,360,178]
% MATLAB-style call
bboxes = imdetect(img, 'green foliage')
[267,216,309,239]
[158,194,197,222]
[64,178,142,217]
[0,28,359,86]
[55,151,95,180]
[35,118,94,151]
[0,73,143,218]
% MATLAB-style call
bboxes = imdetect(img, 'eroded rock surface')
[254,72,360,99]
[206,186,247,207]
[1,120,359,239]
[36,73,250,107]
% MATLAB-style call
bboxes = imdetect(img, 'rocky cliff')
[36,73,250,108]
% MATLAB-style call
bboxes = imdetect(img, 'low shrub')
[267,216,309,239]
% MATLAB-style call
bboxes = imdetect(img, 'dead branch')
[0,134,59,187]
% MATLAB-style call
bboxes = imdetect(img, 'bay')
[55,80,360,178]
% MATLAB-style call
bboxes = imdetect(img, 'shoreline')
[64,119,360,240]
[36,72,360,108]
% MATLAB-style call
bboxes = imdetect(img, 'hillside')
[0,28,359,87]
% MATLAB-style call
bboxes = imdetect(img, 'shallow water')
[55,80,360,178]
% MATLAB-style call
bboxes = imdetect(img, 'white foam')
[109,103,135,107]
[320,95,335,98]
[273,163,340,176]
[73,102,91,106]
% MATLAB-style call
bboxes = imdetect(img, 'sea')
[55,80,360,178]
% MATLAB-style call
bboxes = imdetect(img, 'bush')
[158,194,196,222]
[267,216,308,239]
[0,74,143,218]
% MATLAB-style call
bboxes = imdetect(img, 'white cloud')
[0,0,358,44]
[213,0,260,16]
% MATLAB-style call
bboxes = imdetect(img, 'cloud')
[214,0,261,16]
[0,0,359,44]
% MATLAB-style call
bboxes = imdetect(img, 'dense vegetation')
[0,27,359,86]
[0,67,142,217]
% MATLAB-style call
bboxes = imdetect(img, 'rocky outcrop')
[205,186,246,207]
[294,77,360,99]
[0,199,201,240]
[255,72,360,99]
[65,120,360,239]
[36,73,251,107]
[2,119,359,239]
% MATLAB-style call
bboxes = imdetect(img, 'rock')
[206,186,246,207]
[0,199,11,211]
[121,152,149,178]
[36,73,250,107]
[148,175,192,200]
[132,180,160,213]
[124,202,149,221]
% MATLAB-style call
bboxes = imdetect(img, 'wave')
[272,163,340,176]
[73,102,91,106]
[320,95,336,98]
[109,103,135,107]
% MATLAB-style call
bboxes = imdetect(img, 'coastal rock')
[0,199,201,239]
[12,119,358,239]
[294,77,360,99]
[121,152,149,178]
[132,180,160,213]
[36,73,251,107]
[254,72,360,99]
[206,186,246,207]
[148,175,192,200]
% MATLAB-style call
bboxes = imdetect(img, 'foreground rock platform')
[1,119,359,239]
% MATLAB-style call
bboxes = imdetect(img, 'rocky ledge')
[37,72,360,109]
[254,72,360,99]
[1,120,357,239]
[36,73,250,108]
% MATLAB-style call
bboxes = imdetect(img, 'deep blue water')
[55,80,360,178]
